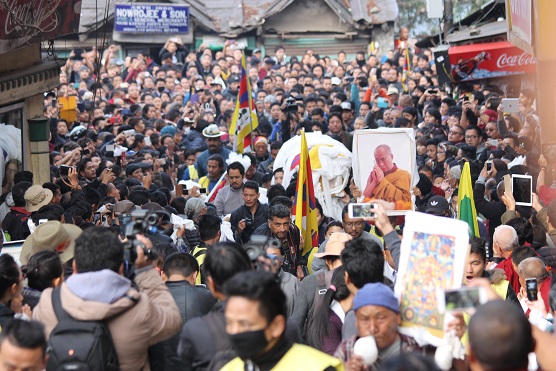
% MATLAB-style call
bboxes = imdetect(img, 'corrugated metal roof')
[78,0,398,38]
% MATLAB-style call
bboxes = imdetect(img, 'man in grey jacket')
[213,162,245,216]
[312,205,384,273]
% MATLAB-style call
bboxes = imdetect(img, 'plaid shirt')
[334,333,435,370]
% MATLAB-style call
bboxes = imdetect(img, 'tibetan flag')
[458,162,479,237]
[294,130,319,256]
[230,51,258,154]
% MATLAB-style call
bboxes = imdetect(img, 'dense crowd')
[0,27,555,370]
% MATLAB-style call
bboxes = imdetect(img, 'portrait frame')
[394,212,470,346]
[352,128,418,215]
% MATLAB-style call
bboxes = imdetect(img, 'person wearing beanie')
[334,283,441,370]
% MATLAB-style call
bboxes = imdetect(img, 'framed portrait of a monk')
[352,128,418,215]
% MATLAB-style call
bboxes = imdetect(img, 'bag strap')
[316,271,327,295]
[193,247,206,259]
[51,287,70,322]
[547,233,556,248]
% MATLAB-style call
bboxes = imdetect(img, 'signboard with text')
[114,3,189,34]
[506,0,533,56]
[0,0,81,55]
[449,41,536,82]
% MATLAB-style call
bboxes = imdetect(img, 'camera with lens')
[283,97,298,113]
[243,235,281,263]
[244,217,254,228]
[121,210,160,271]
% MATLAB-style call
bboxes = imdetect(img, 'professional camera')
[243,235,281,262]
[283,97,298,113]
[121,210,163,275]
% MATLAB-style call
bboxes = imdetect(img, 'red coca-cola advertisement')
[448,41,536,82]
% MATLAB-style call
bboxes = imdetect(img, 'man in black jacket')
[150,252,216,371]
[177,243,252,371]
[230,181,269,244]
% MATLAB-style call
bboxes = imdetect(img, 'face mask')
[183,127,191,134]
[229,329,268,360]
[157,86,165,93]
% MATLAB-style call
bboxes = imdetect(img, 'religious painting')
[394,212,469,346]
[352,128,417,215]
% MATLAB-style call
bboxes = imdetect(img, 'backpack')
[46,287,120,371]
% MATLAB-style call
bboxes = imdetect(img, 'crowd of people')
[0,27,555,370]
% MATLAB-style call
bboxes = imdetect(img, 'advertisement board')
[114,3,189,34]
[0,0,80,54]
[449,41,536,82]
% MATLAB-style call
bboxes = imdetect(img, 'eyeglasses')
[374,155,392,164]
[449,131,463,135]
[465,135,478,139]
[344,221,365,229]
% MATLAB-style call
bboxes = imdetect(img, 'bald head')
[493,225,518,252]
[469,300,533,371]
[518,257,549,284]
[374,145,394,173]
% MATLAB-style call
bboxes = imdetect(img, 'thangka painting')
[394,212,469,346]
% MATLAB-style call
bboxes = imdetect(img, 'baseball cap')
[314,232,352,258]
[353,283,400,313]
[340,101,352,111]
[253,48,261,54]
[331,77,342,86]
[425,195,450,216]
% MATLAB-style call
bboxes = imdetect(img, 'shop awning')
[448,41,536,82]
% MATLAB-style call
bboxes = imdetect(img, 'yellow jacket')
[221,343,344,371]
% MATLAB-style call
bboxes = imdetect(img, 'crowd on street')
[0,27,555,370]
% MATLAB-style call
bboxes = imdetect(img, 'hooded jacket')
[33,268,183,371]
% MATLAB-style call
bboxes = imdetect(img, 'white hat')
[331,77,342,86]
[202,124,225,138]
[387,86,399,95]
[340,101,352,111]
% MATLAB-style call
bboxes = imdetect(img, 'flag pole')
[244,50,255,153]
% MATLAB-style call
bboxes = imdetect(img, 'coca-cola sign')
[448,41,536,82]
[496,52,536,68]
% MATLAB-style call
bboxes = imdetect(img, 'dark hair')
[207,154,224,171]
[269,195,292,209]
[199,214,222,241]
[243,180,259,193]
[227,161,245,176]
[42,182,60,196]
[268,204,291,221]
[128,189,151,206]
[341,238,384,288]
[151,243,177,269]
[11,181,32,207]
[469,300,533,370]
[469,237,487,264]
[506,217,532,246]
[223,270,286,324]
[531,225,548,250]
[31,204,64,225]
[0,319,46,356]
[306,267,349,349]
[0,255,20,299]
[511,245,537,267]
[203,242,251,291]
[325,220,344,234]
[170,196,187,215]
[24,251,63,292]
[163,252,199,277]
[74,227,124,273]
[267,184,286,203]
